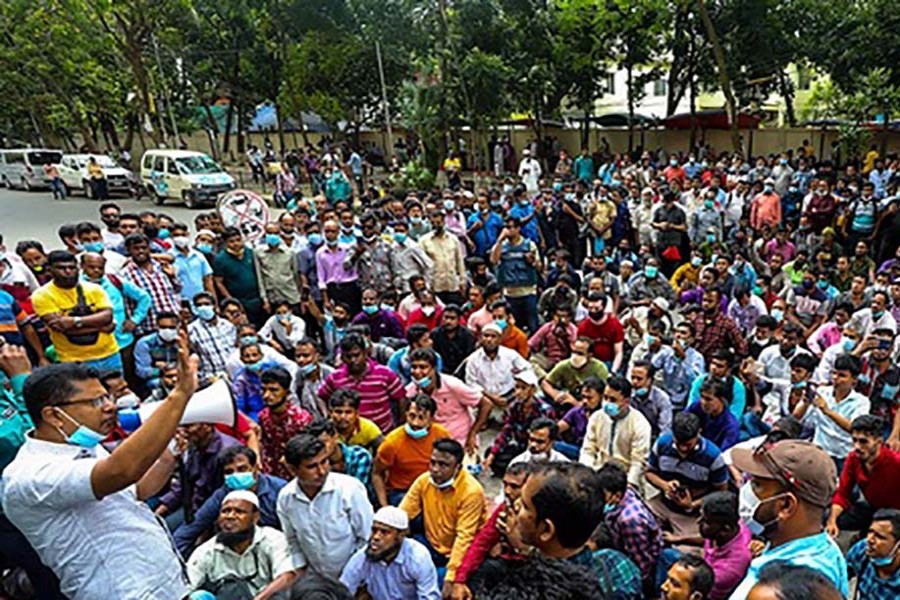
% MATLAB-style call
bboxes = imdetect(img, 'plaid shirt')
[847,538,900,600]
[258,403,314,479]
[604,488,662,582]
[188,317,237,380]
[340,442,372,487]
[489,397,557,457]
[121,259,180,335]
[691,311,748,363]
[589,549,643,600]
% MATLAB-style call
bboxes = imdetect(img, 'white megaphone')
[118,379,237,433]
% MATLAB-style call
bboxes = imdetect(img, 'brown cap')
[731,440,836,508]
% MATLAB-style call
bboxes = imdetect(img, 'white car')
[140,149,235,208]
[58,154,134,198]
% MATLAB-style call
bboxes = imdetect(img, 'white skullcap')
[651,297,671,312]
[196,229,216,239]
[482,323,502,336]
[223,490,259,508]
[373,506,409,530]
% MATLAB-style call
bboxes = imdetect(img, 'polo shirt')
[340,537,440,600]
[340,417,383,450]
[213,248,261,310]
[319,359,406,432]
[171,248,212,305]
[376,423,452,491]
[704,523,752,600]
[399,469,488,581]
[31,280,119,362]
[648,432,729,499]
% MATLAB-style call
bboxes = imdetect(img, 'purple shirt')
[315,245,358,289]
[159,431,241,513]
[562,406,591,445]
[351,310,405,341]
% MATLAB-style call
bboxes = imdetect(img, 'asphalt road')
[0,186,203,248]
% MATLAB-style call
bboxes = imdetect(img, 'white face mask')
[738,481,787,537]
[570,354,588,369]
[421,306,436,317]
[158,328,179,343]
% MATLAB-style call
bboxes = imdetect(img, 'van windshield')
[28,151,63,165]
[175,156,222,175]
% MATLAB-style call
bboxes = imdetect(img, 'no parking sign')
[217,189,269,242]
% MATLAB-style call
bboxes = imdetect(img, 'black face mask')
[101,216,120,228]
[588,310,604,321]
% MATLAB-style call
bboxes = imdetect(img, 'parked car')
[140,149,236,208]
[58,154,134,198]
[0,148,63,190]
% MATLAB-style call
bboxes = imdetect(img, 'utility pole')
[153,34,180,146]
[375,40,394,161]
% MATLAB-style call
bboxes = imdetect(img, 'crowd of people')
[0,140,899,600]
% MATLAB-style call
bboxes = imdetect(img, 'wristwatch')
[74,316,83,328]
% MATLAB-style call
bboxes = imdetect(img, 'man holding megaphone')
[1,332,200,600]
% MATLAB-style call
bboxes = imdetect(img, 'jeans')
[50,178,66,199]
[83,351,124,373]
[506,293,538,334]
[554,440,581,461]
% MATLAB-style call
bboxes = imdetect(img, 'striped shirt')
[121,259,180,335]
[319,359,405,432]
[648,432,729,498]
[188,317,237,380]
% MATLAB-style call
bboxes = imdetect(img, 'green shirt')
[213,248,261,310]
[546,358,609,393]
[0,373,32,475]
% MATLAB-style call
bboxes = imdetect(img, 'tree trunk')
[627,65,635,154]
[777,69,797,127]
[203,104,221,161]
[124,35,161,147]
[123,113,136,152]
[695,0,741,153]
[223,100,234,154]
[275,101,286,153]
[236,101,246,156]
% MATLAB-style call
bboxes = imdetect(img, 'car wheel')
[153,190,166,206]
[183,191,198,209]
[0,176,7,189]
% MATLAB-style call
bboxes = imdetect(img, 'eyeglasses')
[54,394,114,409]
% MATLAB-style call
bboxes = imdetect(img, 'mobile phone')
[301,288,310,301]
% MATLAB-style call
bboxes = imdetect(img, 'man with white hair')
[187,490,296,600]
[340,506,440,600]
[517,149,542,193]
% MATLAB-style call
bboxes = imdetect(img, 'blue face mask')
[265,233,281,247]
[841,336,857,352]
[393,233,408,244]
[873,310,886,320]
[707,234,716,244]
[771,308,784,322]
[405,423,429,440]
[691,257,702,268]
[603,502,619,515]
[308,233,323,246]
[410,216,423,225]
[158,228,171,239]
[871,542,900,566]
[415,375,432,388]
[299,362,317,376]
[197,242,214,254]
[225,472,256,490]
[195,305,216,321]
[634,387,649,398]
[362,305,379,315]
[82,241,104,253]
[246,360,263,372]
[602,401,620,419]
[380,303,394,312]
[645,265,658,279]
[816,279,829,290]
[56,409,106,448]
[704,200,714,209]
[494,319,507,331]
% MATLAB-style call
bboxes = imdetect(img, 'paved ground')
[0,187,201,248]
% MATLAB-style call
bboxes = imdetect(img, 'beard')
[365,540,401,562]
[217,526,254,546]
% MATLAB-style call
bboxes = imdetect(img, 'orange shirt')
[376,422,451,491]
[501,325,529,358]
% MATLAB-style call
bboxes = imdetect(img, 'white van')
[59,154,134,198]
[140,149,236,208]
[0,148,64,190]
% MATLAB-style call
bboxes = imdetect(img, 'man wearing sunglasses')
[1,334,200,600]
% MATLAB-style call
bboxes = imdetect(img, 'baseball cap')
[373,506,409,530]
[513,369,539,387]
[731,440,836,508]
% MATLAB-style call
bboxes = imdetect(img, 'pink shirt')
[750,192,782,230]
[703,522,753,600]
[466,306,494,339]
[406,374,482,444]
[528,321,577,363]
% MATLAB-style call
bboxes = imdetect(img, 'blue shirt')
[648,433,729,492]
[340,537,440,600]
[729,533,848,599]
[509,203,540,244]
[387,347,444,385]
[649,346,706,409]
[466,211,504,257]
[173,473,286,557]
[170,249,212,305]
[87,275,151,349]
[133,333,179,387]
[847,538,900,600]
[689,374,746,419]
[686,401,740,450]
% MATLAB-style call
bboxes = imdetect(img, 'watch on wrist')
[74,316,83,328]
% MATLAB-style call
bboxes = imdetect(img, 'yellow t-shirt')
[32,281,119,362]
[343,417,383,449]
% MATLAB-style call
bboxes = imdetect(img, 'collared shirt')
[319,359,406,432]
[92,274,151,349]
[419,231,466,293]
[686,402,740,451]
[464,347,532,397]
[650,345,706,409]
[849,307,898,339]
[729,532,848,599]
[188,317,237,380]
[351,309,404,342]
[259,404,315,479]
[589,549,644,600]
[625,274,675,306]
[277,472,373,578]
[489,397,557,457]
[847,538,900,600]
[160,431,241,512]
[259,313,307,350]
[832,446,900,512]
[171,248,212,305]
[802,385,870,459]
[648,433,729,501]
[120,259,181,335]
[726,296,768,337]
[691,311,749,363]
[341,442,374,487]
[2,436,188,600]
[399,469,487,581]
[705,523,752,600]
[405,374,482,445]
[31,280,119,362]
[187,525,294,597]
[254,244,301,304]
[352,239,394,293]
[391,240,435,292]
[579,408,652,487]
[604,489,662,582]
[134,333,180,386]
[758,344,812,381]
[315,245,358,288]
[174,474,287,557]
[340,537,440,600]
[294,364,334,418]
[527,321,577,364]
[631,387,673,439]
[214,248,262,310]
